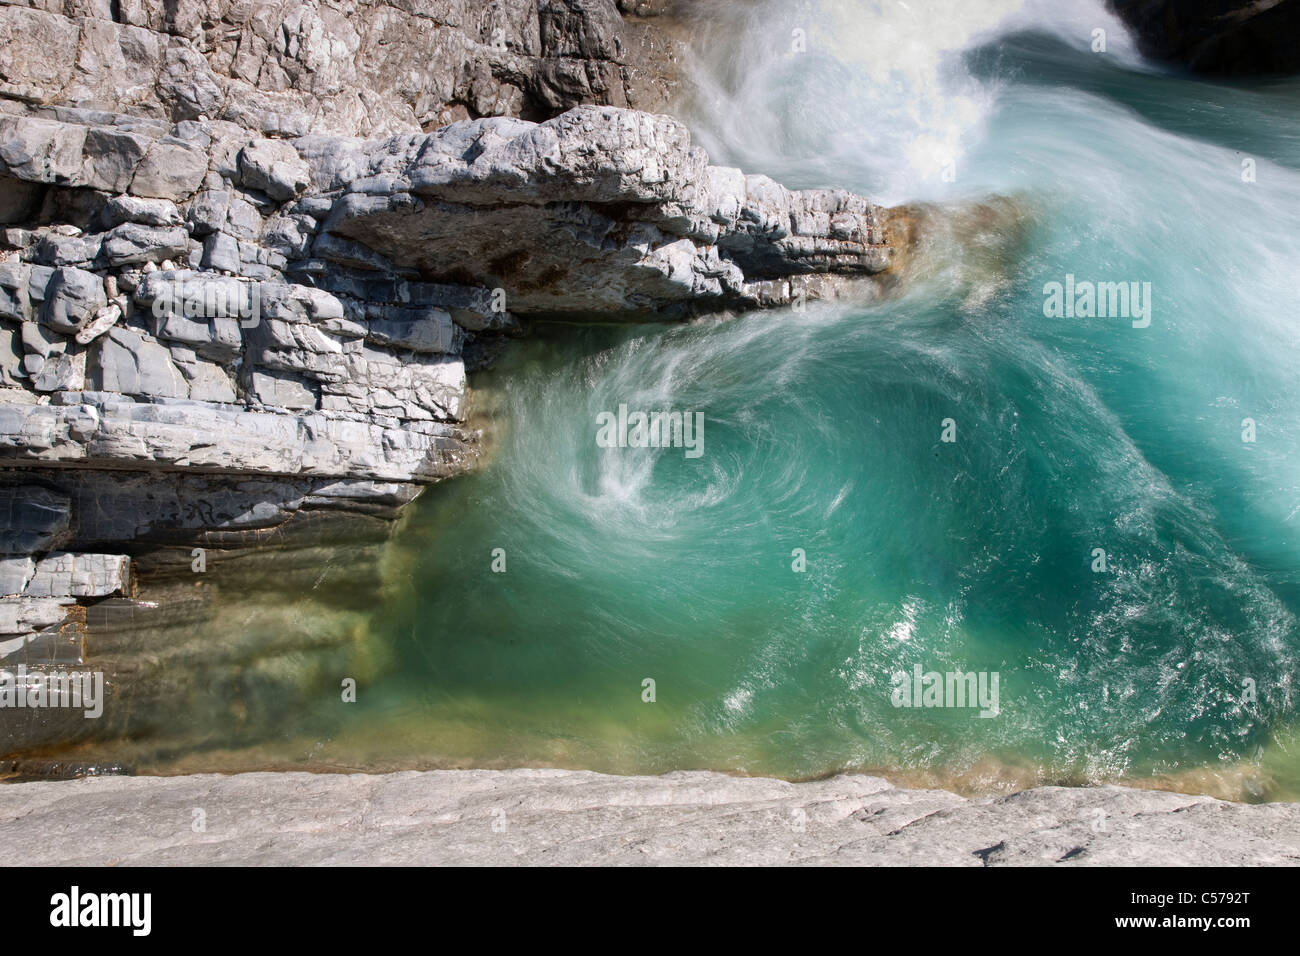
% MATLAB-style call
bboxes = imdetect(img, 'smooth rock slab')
[39,267,106,334]
[88,326,189,398]
[0,769,1295,866]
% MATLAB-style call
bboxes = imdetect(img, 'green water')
[29,1,1300,799]
[336,7,1300,794]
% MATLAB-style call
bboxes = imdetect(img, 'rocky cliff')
[0,0,677,133]
[0,0,908,673]
[1107,0,1300,74]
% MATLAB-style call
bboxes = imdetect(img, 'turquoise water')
[35,1,1300,799]
[356,1,1300,794]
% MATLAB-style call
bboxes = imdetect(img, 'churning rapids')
[31,0,1300,802]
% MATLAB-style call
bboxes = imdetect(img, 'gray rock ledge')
[1,769,1296,866]
[0,99,908,652]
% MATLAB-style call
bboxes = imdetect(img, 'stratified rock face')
[0,483,131,670]
[0,4,900,658]
[0,1,691,662]
[1108,0,1300,74]
[319,107,901,318]
[0,769,1296,865]
[0,101,897,477]
[0,0,671,136]
[0,103,898,462]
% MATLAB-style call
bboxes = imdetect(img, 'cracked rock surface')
[0,769,1296,865]
[0,0,676,136]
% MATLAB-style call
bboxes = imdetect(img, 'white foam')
[683,0,1146,203]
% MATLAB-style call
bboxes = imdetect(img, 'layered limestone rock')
[0,97,904,650]
[0,0,903,696]
[0,768,1296,865]
[0,483,130,672]
[0,102,898,463]
[318,106,901,318]
[0,0,677,136]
